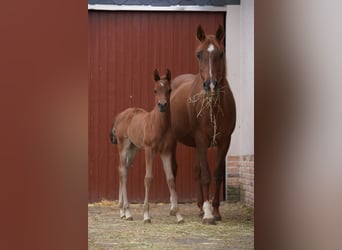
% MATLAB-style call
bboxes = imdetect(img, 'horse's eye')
[196,51,202,59]
[220,51,224,58]
[154,89,157,94]
[168,89,171,94]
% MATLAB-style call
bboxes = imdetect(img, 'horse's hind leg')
[161,152,184,223]
[212,138,230,221]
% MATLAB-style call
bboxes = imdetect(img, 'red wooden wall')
[88,10,225,202]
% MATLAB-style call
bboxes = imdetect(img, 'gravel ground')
[88,201,254,250]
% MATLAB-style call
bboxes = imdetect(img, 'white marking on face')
[208,45,213,81]
[160,81,164,87]
[207,43,215,52]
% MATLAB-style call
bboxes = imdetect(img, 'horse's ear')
[197,24,206,42]
[216,25,225,42]
[154,69,160,81]
[165,69,171,82]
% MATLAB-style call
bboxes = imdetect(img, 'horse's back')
[115,107,146,125]
[171,74,196,90]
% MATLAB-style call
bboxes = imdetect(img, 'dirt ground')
[88,201,254,249]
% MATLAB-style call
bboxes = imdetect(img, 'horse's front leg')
[194,140,215,224]
[160,152,184,223]
[143,147,154,223]
[212,138,230,221]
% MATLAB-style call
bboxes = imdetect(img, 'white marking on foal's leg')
[143,201,151,223]
[143,211,151,223]
[125,207,133,221]
[120,208,125,219]
[176,212,184,224]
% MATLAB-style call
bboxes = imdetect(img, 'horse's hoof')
[126,216,133,221]
[144,219,151,224]
[214,215,222,221]
[202,218,216,225]
[120,215,126,220]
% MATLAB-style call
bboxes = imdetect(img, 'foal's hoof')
[202,218,216,225]
[170,210,177,216]
[144,219,151,224]
[125,216,133,221]
[177,218,185,224]
[120,215,126,220]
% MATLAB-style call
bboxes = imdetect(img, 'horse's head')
[153,68,172,112]
[196,24,226,94]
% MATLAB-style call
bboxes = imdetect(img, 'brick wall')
[226,155,254,207]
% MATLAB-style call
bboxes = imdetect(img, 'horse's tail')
[110,126,118,144]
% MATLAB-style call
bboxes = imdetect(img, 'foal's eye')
[154,89,157,94]
[196,51,202,59]
[168,89,171,94]
[219,51,224,58]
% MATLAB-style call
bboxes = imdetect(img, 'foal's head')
[153,69,172,112]
[196,24,226,94]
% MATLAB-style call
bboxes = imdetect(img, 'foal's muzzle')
[158,102,168,112]
[203,79,218,93]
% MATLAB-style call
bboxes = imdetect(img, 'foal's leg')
[118,140,136,220]
[117,144,126,219]
[118,172,125,219]
[143,147,154,223]
[160,152,184,223]
[212,138,230,221]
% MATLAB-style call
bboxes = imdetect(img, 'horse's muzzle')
[158,102,168,112]
[203,79,218,93]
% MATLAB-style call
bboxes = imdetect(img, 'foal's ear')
[165,69,171,82]
[154,69,160,81]
[216,25,225,42]
[197,24,206,42]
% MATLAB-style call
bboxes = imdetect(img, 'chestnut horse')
[110,69,183,223]
[170,25,236,224]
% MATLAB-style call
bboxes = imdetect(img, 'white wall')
[226,0,254,156]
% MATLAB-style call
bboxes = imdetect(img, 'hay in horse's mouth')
[188,89,224,146]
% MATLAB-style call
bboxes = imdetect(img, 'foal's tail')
[109,124,118,144]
